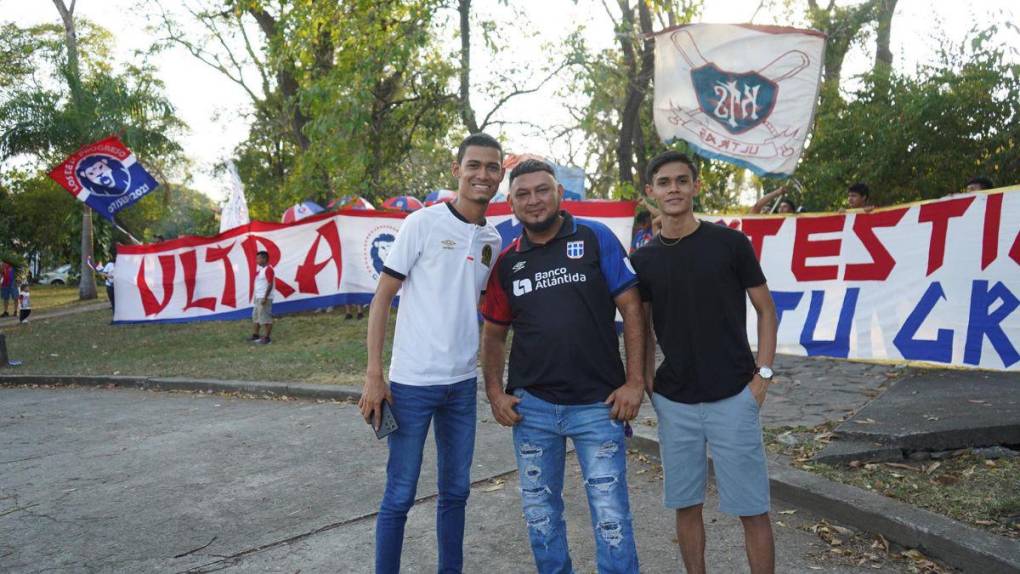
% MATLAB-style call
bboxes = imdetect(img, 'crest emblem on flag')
[691,64,778,135]
[566,241,584,259]
[653,24,826,177]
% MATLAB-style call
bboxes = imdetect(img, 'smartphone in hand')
[371,400,399,440]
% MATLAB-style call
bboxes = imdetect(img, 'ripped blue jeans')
[511,389,639,574]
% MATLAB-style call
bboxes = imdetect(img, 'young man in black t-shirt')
[481,160,645,573]
[631,151,778,574]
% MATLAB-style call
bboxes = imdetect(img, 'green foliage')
[180,0,459,217]
[797,24,1020,210]
[0,16,186,269]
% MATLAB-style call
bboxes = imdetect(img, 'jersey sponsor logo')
[363,225,399,281]
[481,244,493,267]
[513,267,588,297]
[566,240,584,259]
[512,278,533,296]
[512,261,527,274]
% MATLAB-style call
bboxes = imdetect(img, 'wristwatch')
[756,366,774,381]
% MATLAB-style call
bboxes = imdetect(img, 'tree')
[54,0,97,300]
[796,23,1020,209]
[154,0,464,213]
[0,11,184,294]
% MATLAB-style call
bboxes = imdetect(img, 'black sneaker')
[256,337,272,345]
[344,313,353,320]
[249,334,260,342]
[0,312,8,318]
[356,312,364,320]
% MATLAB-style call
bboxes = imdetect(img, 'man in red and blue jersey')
[481,159,646,573]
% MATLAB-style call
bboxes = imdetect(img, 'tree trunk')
[872,0,897,98]
[249,7,311,151]
[78,204,97,300]
[53,0,96,300]
[458,0,479,133]
[615,0,655,188]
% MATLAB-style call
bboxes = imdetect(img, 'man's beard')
[522,210,559,233]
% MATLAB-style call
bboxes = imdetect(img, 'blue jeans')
[511,389,639,574]
[375,378,477,574]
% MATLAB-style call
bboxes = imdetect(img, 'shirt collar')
[517,211,577,252]
[446,201,486,227]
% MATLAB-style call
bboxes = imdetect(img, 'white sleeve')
[382,212,425,280]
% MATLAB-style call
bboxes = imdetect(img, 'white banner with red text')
[707,188,1019,371]
[112,201,636,323]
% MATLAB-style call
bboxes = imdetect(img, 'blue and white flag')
[48,135,159,221]
[653,24,826,177]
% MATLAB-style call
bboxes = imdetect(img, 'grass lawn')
[765,424,1020,540]
[1,307,391,385]
[15,284,108,312]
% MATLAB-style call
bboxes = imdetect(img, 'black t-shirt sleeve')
[631,250,653,302]
[734,233,767,288]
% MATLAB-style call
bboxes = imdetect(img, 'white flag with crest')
[653,24,826,177]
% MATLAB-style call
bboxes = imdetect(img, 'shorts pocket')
[744,385,761,413]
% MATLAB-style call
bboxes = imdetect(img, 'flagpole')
[110,214,142,245]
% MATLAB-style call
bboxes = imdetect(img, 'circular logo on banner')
[76,155,130,197]
[363,225,399,281]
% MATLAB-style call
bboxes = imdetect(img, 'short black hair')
[456,132,503,164]
[779,198,798,211]
[256,250,269,259]
[848,182,870,197]
[646,151,699,183]
[509,159,556,186]
[966,176,994,190]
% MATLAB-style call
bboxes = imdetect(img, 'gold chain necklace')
[658,221,700,246]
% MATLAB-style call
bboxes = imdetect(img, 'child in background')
[17,283,31,324]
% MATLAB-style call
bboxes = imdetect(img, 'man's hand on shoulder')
[605,379,643,421]
[359,371,393,431]
[487,389,522,427]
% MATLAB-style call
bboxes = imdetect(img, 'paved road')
[2,386,918,573]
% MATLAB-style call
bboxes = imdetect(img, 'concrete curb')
[3,373,1019,572]
[0,373,362,402]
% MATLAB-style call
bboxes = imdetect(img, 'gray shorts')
[652,385,770,516]
[252,298,273,324]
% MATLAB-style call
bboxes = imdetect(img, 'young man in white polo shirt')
[360,133,504,573]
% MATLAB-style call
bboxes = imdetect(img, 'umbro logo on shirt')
[512,261,527,274]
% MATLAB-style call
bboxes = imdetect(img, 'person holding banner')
[481,159,645,573]
[632,151,778,574]
[846,182,874,211]
[360,133,504,574]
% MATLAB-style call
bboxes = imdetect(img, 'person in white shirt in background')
[17,283,31,324]
[97,256,116,319]
[250,250,275,345]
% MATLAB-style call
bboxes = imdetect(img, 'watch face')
[758,366,774,380]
